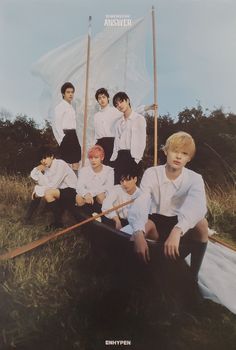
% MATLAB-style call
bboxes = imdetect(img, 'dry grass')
[206,183,236,244]
[0,175,236,349]
[0,174,90,348]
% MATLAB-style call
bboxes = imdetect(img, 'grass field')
[0,174,236,350]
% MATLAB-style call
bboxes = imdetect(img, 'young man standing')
[94,88,122,166]
[29,148,77,229]
[53,82,81,171]
[128,132,208,281]
[110,92,147,184]
[94,88,156,168]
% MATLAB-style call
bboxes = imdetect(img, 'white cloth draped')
[32,17,151,150]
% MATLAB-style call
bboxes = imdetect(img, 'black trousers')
[59,129,81,163]
[96,137,115,167]
[114,150,141,184]
[148,214,178,242]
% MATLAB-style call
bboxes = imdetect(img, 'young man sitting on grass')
[128,131,208,281]
[75,145,114,215]
[102,166,158,237]
[27,148,77,229]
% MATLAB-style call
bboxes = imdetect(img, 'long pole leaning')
[152,6,158,166]
[82,16,92,166]
[0,199,134,261]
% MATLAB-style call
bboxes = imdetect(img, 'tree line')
[0,106,236,186]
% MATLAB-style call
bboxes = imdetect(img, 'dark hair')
[113,91,131,108]
[61,82,75,96]
[95,88,109,101]
[38,147,55,161]
[119,165,139,183]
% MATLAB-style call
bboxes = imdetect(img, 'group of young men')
[25,81,208,281]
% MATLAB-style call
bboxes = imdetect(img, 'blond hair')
[163,131,196,158]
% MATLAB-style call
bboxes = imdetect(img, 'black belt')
[63,129,76,134]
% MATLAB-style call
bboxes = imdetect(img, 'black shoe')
[24,198,41,223]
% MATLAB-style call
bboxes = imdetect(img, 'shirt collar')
[62,99,71,107]
[122,110,135,122]
[100,105,110,113]
[160,164,184,189]
[121,186,140,198]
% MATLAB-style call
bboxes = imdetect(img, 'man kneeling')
[29,148,77,229]
[128,132,208,281]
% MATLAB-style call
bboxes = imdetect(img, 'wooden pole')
[0,199,135,261]
[152,6,158,166]
[82,16,92,166]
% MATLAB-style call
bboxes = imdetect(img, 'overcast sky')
[0,0,236,123]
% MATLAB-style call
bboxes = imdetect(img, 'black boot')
[190,241,208,281]
[24,198,41,223]
[46,201,64,230]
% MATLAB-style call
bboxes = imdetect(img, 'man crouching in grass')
[128,132,208,281]
[26,148,77,230]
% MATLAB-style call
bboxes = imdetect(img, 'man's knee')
[144,219,159,241]
[76,195,85,206]
[44,189,60,202]
[96,193,105,204]
[192,218,208,242]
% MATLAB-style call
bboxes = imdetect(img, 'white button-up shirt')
[53,99,77,145]
[110,111,146,163]
[30,159,77,197]
[128,165,207,235]
[102,185,141,219]
[76,164,114,197]
[94,105,122,141]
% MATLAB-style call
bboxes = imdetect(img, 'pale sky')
[0,0,236,123]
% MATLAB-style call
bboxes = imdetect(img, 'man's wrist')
[172,226,183,236]
[132,230,145,238]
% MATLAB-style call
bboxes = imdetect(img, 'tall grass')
[0,175,236,349]
[206,183,236,242]
[0,174,90,348]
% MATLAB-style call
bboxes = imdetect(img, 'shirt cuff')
[130,220,145,233]
[175,220,189,236]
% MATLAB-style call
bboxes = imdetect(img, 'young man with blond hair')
[128,131,208,281]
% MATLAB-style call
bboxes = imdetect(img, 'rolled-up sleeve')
[53,105,65,145]
[176,175,207,235]
[131,116,146,163]
[30,167,49,186]
[76,168,89,197]
[128,192,151,233]
[102,188,118,219]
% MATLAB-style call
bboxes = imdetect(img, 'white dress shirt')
[30,159,77,197]
[128,165,207,235]
[93,105,146,143]
[76,164,114,197]
[102,185,141,219]
[110,111,146,163]
[94,105,122,141]
[53,99,77,145]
